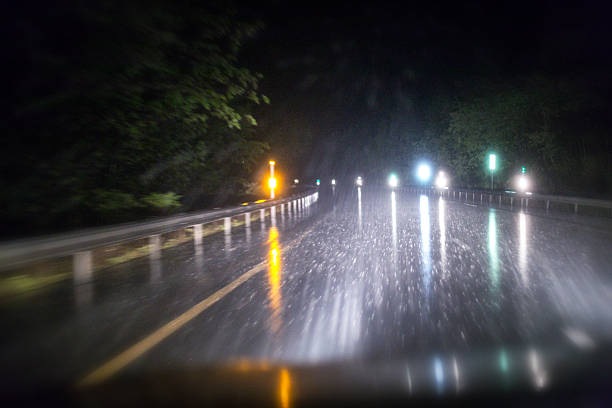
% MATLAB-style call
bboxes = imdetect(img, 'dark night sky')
[239,0,612,179]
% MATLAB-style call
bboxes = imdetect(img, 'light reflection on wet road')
[2,187,612,396]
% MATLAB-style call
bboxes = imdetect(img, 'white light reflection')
[519,212,528,285]
[419,195,431,293]
[452,356,460,393]
[488,211,500,290]
[357,187,362,231]
[434,357,444,394]
[563,327,596,350]
[438,198,447,277]
[391,191,397,250]
[528,349,547,390]
[406,366,413,395]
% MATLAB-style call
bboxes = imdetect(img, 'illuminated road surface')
[2,187,612,397]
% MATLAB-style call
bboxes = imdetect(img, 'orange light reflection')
[279,368,291,408]
[268,227,282,333]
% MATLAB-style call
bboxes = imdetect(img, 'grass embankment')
[0,210,265,300]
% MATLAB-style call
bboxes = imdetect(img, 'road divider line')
[77,227,314,387]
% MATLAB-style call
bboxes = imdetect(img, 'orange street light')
[269,161,276,199]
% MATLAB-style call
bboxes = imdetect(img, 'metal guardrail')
[0,190,318,272]
[407,187,612,216]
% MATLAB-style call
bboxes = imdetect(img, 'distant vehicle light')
[417,164,432,182]
[517,175,528,192]
[294,179,299,184]
[388,173,399,188]
[331,179,336,185]
[356,176,363,186]
[435,171,448,188]
[316,179,320,186]
[269,178,277,189]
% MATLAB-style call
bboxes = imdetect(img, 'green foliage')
[421,76,610,193]
[90,190,141,213]
[141,192,182,210]
[3,1,270,230]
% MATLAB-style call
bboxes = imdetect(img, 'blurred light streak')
[279,368,291,408]
[438,198,447,276]
[519,212,528,285]
[419,195,431,292]
[488,211,500,289]
[357,187,362,231]
[391,191,397,250]
[268,227,282,333]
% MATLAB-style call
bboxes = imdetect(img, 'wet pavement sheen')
[2,186,612,398]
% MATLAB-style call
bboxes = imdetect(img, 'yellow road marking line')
[77,227,313,387]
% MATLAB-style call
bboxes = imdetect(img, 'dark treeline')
[253,2,611,197]
[419,75,611,194]
[2,1,612,236]
[343,74,612,194]
[2,1,270,234]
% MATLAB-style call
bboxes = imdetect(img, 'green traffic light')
[521,166,526,174]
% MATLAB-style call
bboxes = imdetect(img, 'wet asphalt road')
[2,187,612,395]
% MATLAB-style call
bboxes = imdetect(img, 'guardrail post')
[224,217,231,256]
[546,200,550,212]
[260,209,266,223]
[271,206,276,227]
[574,203,578,215]
[526,199,529,209]
[481,193,483,204]
[193,224,202,246]
[489,194,492,204]
[510,197,513,208]
[499,196,502,206]
[473,192,475,202]
[149,234,161,261]
[73,250,93,307]
[149,234,161,282]
[245,212,251,228]
[194,240,204,270]
[73,251,92,285]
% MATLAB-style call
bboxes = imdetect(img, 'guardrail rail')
[0,191,319,285]
[407,187,612,217]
